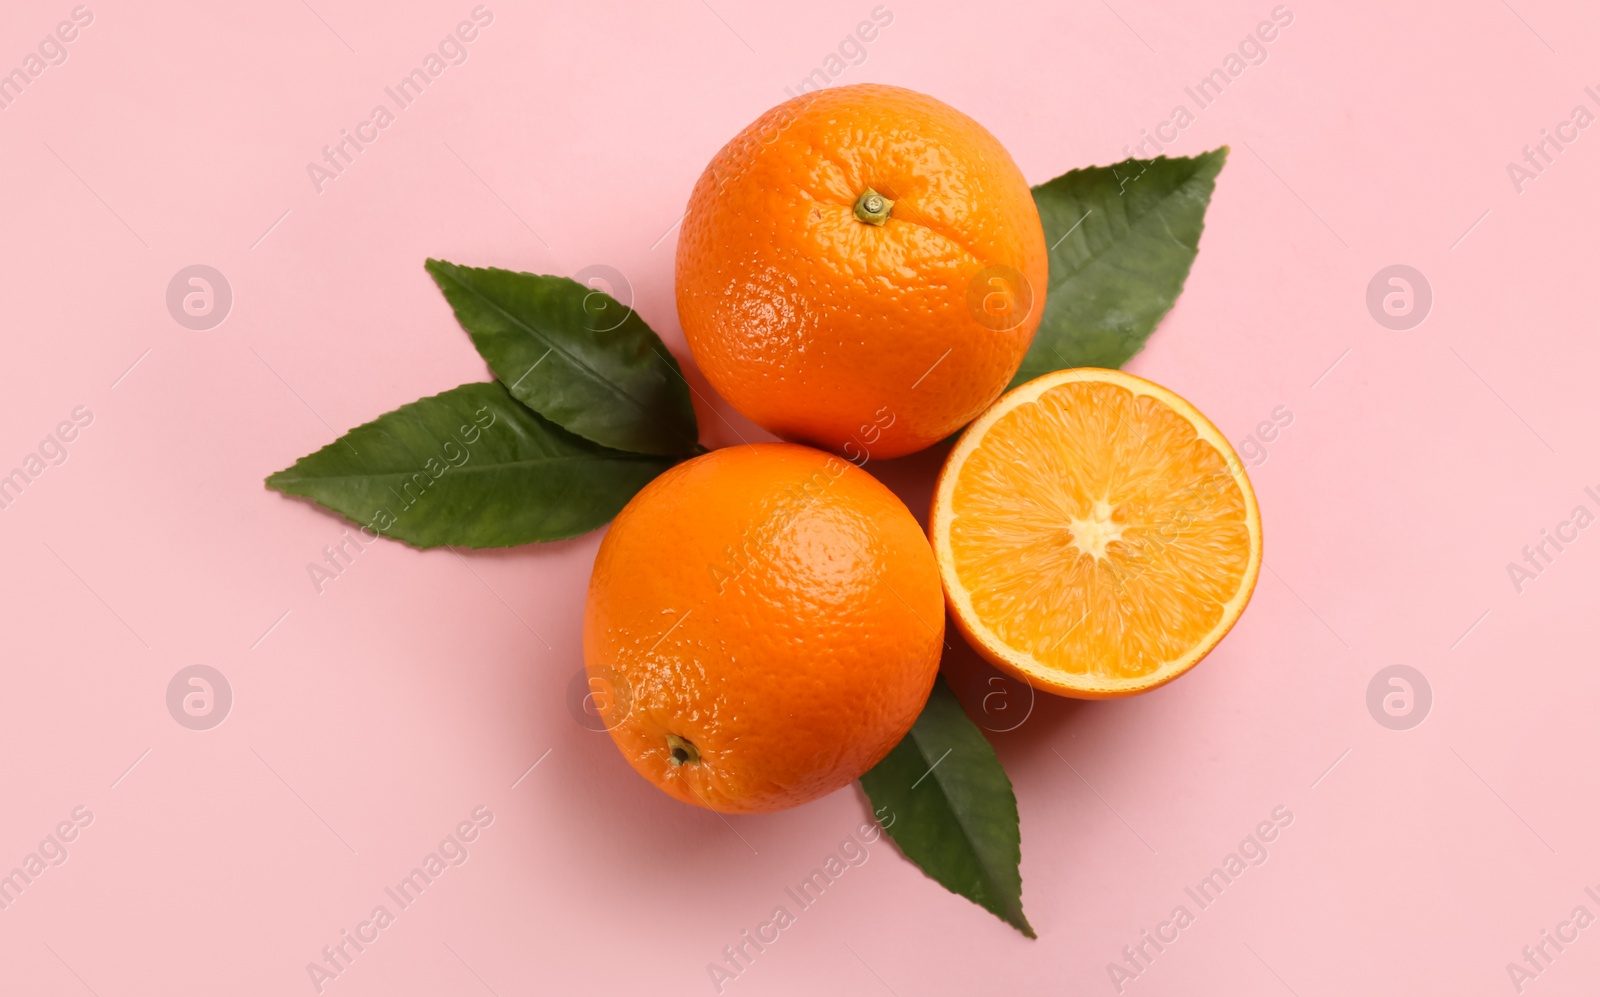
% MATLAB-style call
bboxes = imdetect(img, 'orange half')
[931,368,1262,698]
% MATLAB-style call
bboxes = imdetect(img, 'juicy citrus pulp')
[931,368,1262,698]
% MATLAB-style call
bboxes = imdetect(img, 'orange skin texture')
[675,84,1048,459]
[583,443,944,814]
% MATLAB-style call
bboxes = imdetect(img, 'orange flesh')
[942,374,1259,691]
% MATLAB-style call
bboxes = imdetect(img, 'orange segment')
[931,368,1262,698]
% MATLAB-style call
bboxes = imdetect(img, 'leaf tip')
[1199,145,1230,179]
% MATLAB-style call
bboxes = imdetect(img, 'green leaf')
[1014,147,1227,385]
[425,259,700,457]
[265,381,676,548]
[859,676,1033,937]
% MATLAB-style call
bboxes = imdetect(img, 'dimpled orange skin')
[675,84,1049,459]
[583,443,944,814]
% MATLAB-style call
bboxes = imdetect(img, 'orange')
[675,84,1048,460]
[930,369,1262,698]
[583,443,944,813]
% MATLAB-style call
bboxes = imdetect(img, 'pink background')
[3,0,1598,994]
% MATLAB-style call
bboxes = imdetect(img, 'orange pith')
[931,369,1262,698]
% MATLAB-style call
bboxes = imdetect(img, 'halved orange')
[931,368,1261,698]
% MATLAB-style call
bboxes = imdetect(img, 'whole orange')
[675,84,1048,459]
[582,443,944,813]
